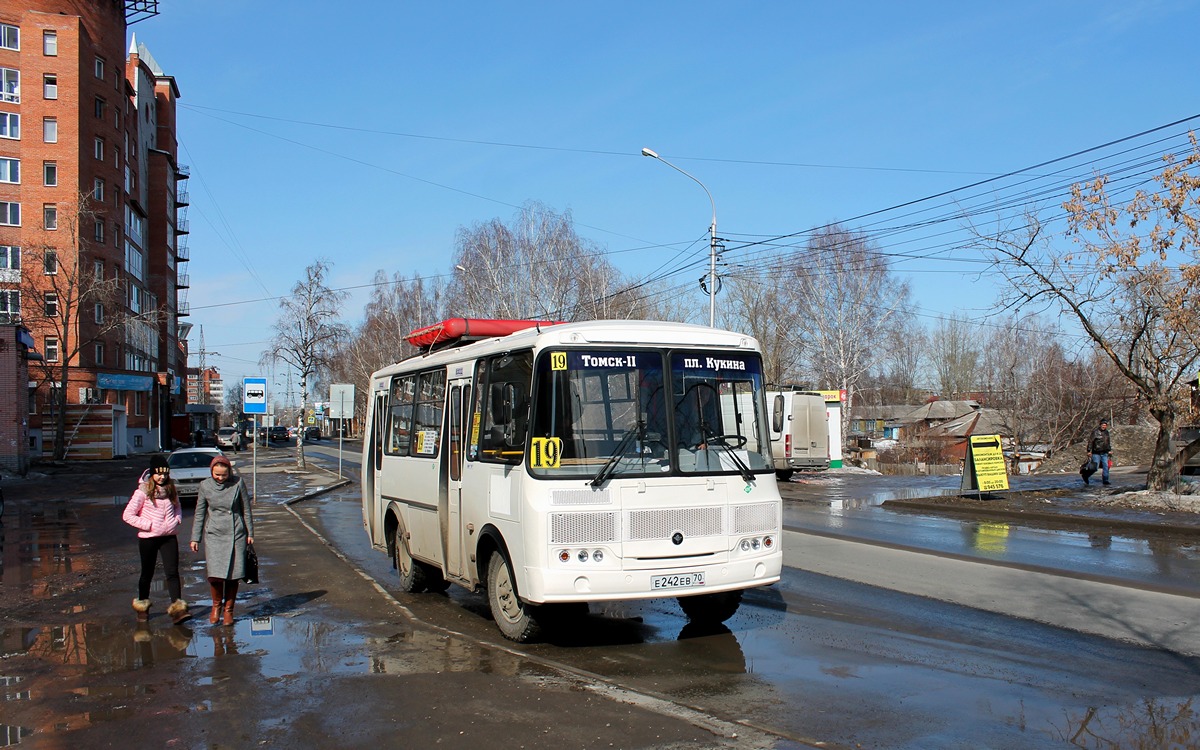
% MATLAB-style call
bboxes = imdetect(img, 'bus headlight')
[558,550,571,563]
[592,549,604,563]
[577,549,590,562]
[740,539,751,551]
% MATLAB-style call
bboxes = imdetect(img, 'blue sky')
[131,1,1200,395]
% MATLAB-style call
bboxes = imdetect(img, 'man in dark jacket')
[1088,420,1113,486]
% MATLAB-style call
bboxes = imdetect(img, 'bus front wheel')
[487,553,542,642]
[394,527,429,593]
[677,589,744,623]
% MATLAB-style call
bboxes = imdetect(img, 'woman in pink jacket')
[123,455,189,624]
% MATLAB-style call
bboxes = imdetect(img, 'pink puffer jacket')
[123,488,183,538]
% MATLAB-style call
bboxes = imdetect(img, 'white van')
[767,390,829,480]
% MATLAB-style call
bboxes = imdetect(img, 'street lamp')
[641,147,719,327]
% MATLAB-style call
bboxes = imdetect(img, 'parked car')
[167,447,226,500]
[215,427,242,451]
[303,426,320,442]
[268,425,291,443]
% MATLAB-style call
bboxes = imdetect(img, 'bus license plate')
[652,572,705,590]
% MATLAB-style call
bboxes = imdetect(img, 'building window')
[0,289,18,319]
[0,245,18,270]
[93,179,104,201]
[94,96,105,119]
[43,204,56,230]
[0,111,18,139]
[0,157,17,183]
[0,68,18,103]
[42,30,55,56]
[94,302,104,324]
[93,259,103,278]
[42,74,56,100]
[43,161,56,186]
[45,336,58,362]
[44,293,57,317]
[94,57,104,80]
[94,137,104,160]
[94,342,105,365]
[94,221,104,243]
[0,25,17,51]
[42,117,56,143]
[43,249,57,275]
[0,201,19,226]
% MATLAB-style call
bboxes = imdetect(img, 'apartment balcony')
[176,217,190,235]
[175,163,190,180]
[176,300,190,317]
[176,184,189,206]
[177,273,189,289]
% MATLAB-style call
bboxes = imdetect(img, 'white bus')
[361,318,782,642]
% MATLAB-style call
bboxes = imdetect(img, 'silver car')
[215,427,242,451]
[167,447,226,499]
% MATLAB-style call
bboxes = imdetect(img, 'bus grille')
[551,488,612,506]
[627,507,724,540]
[550,512,618,544]
[732,502,778,534]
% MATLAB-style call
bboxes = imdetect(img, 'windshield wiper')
[702,427,755,483]
[591,421,642,487]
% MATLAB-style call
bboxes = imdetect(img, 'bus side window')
[479,351,532,464]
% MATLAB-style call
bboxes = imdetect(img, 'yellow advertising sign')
[962,434,1009,492]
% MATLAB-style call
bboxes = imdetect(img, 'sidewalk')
[0,457,772,749]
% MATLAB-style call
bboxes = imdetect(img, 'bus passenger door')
[444,380,470,578]
[363,390,387,546]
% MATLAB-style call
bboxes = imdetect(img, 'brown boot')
[132,598,151,622]
[208,579,224,624]
[221,578,239,625]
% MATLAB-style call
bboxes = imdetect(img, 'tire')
[775,469,794,482]
[487,552,542,642]
[677,589,744,624]
[393,526,429,593]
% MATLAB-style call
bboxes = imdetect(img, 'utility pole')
[191,325,220,405]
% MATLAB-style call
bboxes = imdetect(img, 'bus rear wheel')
[677,589,744,624]
[487,553,542,642]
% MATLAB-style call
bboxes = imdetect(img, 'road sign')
[329,384,355,419]
[243,377,268,415]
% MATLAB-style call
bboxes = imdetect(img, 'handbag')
[243,543,260,584]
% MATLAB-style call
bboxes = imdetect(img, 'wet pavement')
[3,450,1200,748]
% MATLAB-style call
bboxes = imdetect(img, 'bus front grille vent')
[551,488,612,506]
[732,502,778,534]
[550,512,618,544]
[627,507,724,540]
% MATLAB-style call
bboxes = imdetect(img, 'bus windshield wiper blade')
[591,422,641,487]
[703,428,755,483]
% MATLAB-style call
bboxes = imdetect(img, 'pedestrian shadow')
[249,590,326,618]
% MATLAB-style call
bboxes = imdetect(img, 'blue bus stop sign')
[243,377,268,415]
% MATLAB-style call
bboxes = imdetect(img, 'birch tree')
[263,260,348,469]
[787,223,913,446]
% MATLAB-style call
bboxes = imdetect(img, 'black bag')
[243,543,259,584]
[1080,458,1097,480]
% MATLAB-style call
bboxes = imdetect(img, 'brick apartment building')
[0,0,190,460]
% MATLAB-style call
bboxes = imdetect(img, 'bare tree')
[447,202,648,321]
[929,313,981,399]
[263,260,348,469]
[973,133,1200,490]
[724,259,806,386]
[19,194,154,459]
[878,317,926,405]
[785,224,914,447]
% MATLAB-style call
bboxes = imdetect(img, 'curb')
[883,497,1200,537]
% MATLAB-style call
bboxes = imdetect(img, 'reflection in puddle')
[1055,697,1198,748]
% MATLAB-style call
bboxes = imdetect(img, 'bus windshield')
[529,348,772,479]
